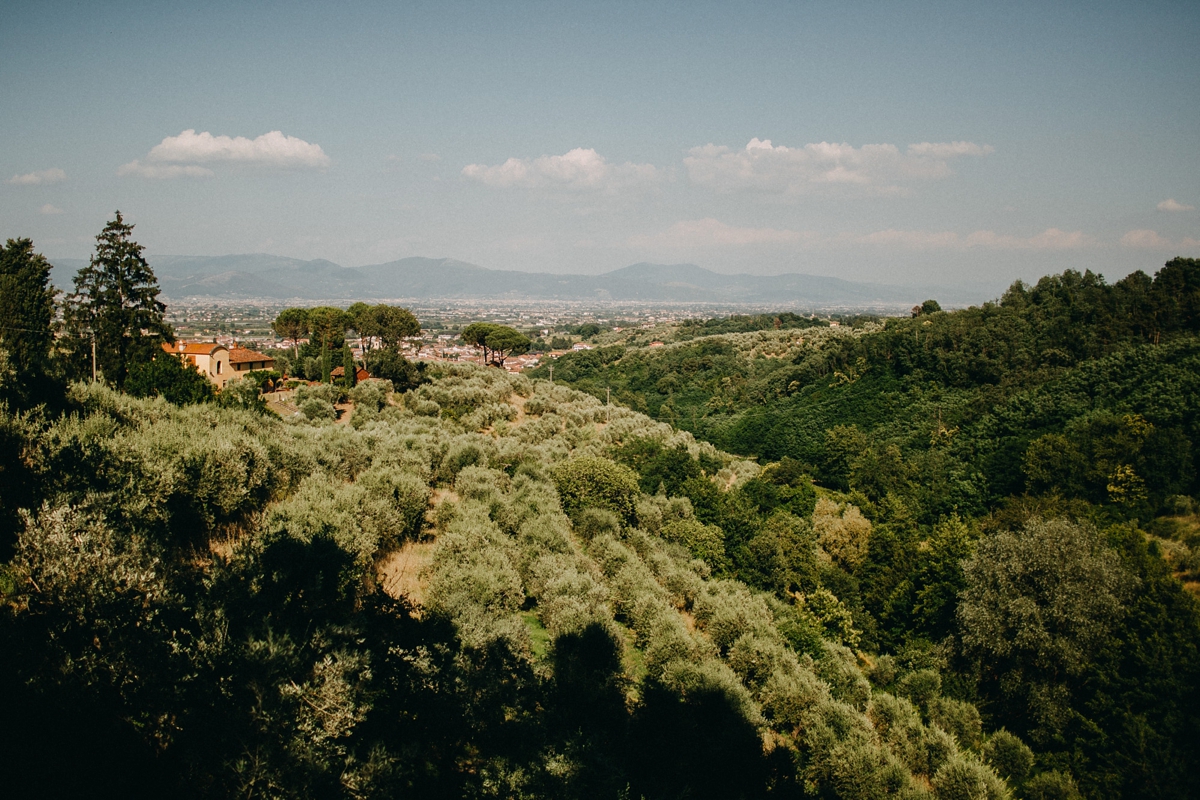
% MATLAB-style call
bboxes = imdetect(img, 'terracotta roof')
[163,341,226,356]
[229,346,274,364]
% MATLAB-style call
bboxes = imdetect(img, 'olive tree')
[957,517,1135,739]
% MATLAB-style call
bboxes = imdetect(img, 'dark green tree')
[484,326,530,367]
[271,307,309,359]
[364,349,426,392]
[341,342,357,387]
[461,322,501,364]
[126,352,214,405]
[0,238,58,408]
[376,305,421,350]
[62,213,173,388]
[306,306,348,383]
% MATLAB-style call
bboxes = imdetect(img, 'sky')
[3,0,1198,292]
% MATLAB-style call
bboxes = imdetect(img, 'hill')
[49,253,973,308]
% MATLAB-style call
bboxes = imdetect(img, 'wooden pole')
[91,333,97,382]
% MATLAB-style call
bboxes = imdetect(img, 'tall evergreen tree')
[62,212,173,388]
[0,238,58,407]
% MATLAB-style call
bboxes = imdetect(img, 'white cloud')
[632,222,1088,253]
[683,138,993,195]
[853,227,1086,251]
[39,203,63,215]
[1120,229,1172,249]
[8,168,66,185]
[631,218,811,249]
[965,228,1086,250]
[858,229,961,249]
[462,147,659,192]
[1181,237,1200,250]
[118,160,214,179]
[420,153,442,162]
[144,129,330,168]
[1157,198,1195,212]
[906,141,995,158]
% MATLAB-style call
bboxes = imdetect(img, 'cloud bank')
[1157,198,1195,212]
[118,162,215,179]
[634,220,1085,253]
[8,168,66,185]
[630,218,812,248]
[1121,229,1173,249]
[39,203,63,215]
[463,148,659,191]
[683,138,993,195]
[120,129,330,177]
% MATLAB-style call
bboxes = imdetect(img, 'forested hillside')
[531,259,1200,798]
[2,241,1198,798]
[4,368,1029,799]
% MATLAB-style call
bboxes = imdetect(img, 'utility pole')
[548,364,553,383]
[606,386,611,423]
[91,333,97,382]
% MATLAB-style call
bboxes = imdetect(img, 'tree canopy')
[0,238,58,408]
[462,322,530,366]
[272,307,310,357]
[62,212,173,389]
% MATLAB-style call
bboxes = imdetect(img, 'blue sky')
[3,1,1198,290]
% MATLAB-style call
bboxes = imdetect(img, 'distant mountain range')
[48,254,984,309]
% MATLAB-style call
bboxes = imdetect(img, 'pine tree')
[0,238,58,407]
[63,212,173,388]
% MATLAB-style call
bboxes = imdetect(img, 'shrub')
[931,754,1009,800]
[300,397,336,422]
[552,456,640,525]
[660,518,727,568]
[574,508,622,541]
[928,697,982,750]
[813,497,872,570]
[896,668,942,712]
[1021,770,1081,800]
[981,730,1033,784]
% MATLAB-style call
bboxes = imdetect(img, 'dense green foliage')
[3,234,1199,797]
[126,350,215,405]
[677,310,827,337]
[61,212,174,389]
[1,364,1033,799]
[462,322,532,366]
[0,238,60,409]
[534,259,1200,798]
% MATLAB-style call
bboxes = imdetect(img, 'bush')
[574,508,621,541]
[1021,770,1081,800]
[981,730,1033,784]
[932,754,1009,800]
[660,518,727,568]
[301,397,336,422]
[125,353,213,405]
[928,697,982,750]
[365,349,426,392]
[553,457,640,525]
[217,376,268,414]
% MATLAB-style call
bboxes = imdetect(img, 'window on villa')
[216,360,222,375]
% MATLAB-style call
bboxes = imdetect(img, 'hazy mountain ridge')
[49,253,972,308]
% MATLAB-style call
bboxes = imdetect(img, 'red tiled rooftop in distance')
[228,346,273,364]
[163,341,225,356]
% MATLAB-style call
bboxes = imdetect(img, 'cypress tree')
[0,238,58,407]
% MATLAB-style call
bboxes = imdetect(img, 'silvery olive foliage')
[2,363,1016,799]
